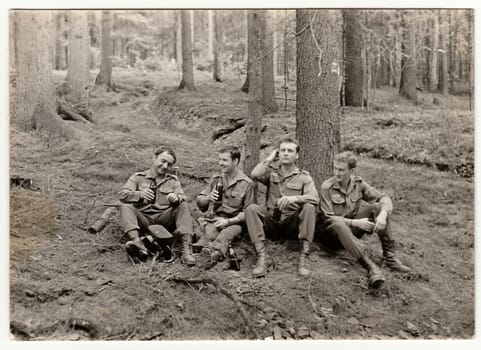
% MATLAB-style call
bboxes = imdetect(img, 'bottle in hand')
[215,181,224,202]
[149,181,157,204]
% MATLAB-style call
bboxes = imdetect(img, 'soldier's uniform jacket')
[119,169,187,213]
[320,175,393,219]
[253,162,319,213]
[197,170,256,218]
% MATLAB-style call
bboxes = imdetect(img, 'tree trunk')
[466,10,473,110]
[363,12,370,109]
[95,10,113,90]
[54,12,66,70]
[438,11,448,95]
[272,10,278,76]
[241,10,249,93]
[213,10,223,82]
[380,52,390,87]
[11,11,71,138]
[9,11,17,74]
[179,10,195,90]
[66,10,90,105]
[296,9,341,189]
[399,11,417,101]
[448,10,456,93]
[190,10,194,45]
[262,10,278,114]
[175,11,183,65]
[244,11,264,175]
[343,10,364,107]
[428,14,439,91]
[208,10,214,60]
[121,38,128,59]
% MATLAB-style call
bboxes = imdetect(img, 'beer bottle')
[215,181,224,202]
[227,245,240,271]
[149,180,157,204]
[273,204,281,222]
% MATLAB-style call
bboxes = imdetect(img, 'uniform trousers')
[245,203,316,244]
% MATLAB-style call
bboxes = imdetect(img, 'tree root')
[171,277,259,339]
[57,98,93,123]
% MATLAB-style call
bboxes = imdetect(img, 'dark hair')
[277,135,300,153]
[334,151,357,169]
[154,146,177,164]
[218,145,241,163]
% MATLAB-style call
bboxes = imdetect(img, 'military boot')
[252,241,267,278]
[125,230,149,261]
[181,233,196,266]
[381,238,411,273]
[192,238,208,254]
[298,240,311,277]
[358,255,385,289]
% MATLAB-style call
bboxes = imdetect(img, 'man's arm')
[119,174,143,203]
[294,175,319,206]
[320,183,376,232]
[362,181,393,215]
[196,178,214,212]
[171,178,187,203]
[227,182,257,225]
[251,149,278,185]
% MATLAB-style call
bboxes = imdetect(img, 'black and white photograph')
[4,0,477,345]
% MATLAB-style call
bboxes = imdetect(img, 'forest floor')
[9,67,475,340]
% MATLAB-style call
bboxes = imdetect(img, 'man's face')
[218,152,237,173]
[152,151,175,176]
[333,161,352,183]
[278,142,299,165]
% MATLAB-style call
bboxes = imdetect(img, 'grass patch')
[10,190,56,260]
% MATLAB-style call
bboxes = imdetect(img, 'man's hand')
[167,192,179,203]
[209,189,220,202]
[277,196,297,210]
[214,218,230,229]
[266,148,279,163]
[352,218,375,233]
[373,210,387,234]
[140,188,155,202]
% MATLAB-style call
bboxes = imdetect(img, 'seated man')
[245,136,319,278]
[195,146,256,269]
[317,151,411,289]
[119,146,195,266]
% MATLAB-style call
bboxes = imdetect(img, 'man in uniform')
[318,151,411,289]
[195,146,256,269]
[245,136,319,278]
[119,146,195,266]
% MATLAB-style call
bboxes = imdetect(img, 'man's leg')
[152,203,196,266]
[245,204,275,277]
[195,224,222,270]
[173,202,196,265]
[278,204,316,276]
[119,204,150,259]
[192,222,220,253]
[296,204,316,276]
[355,203,411,272]
[210,224,243,258]
[326,218,384,289]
